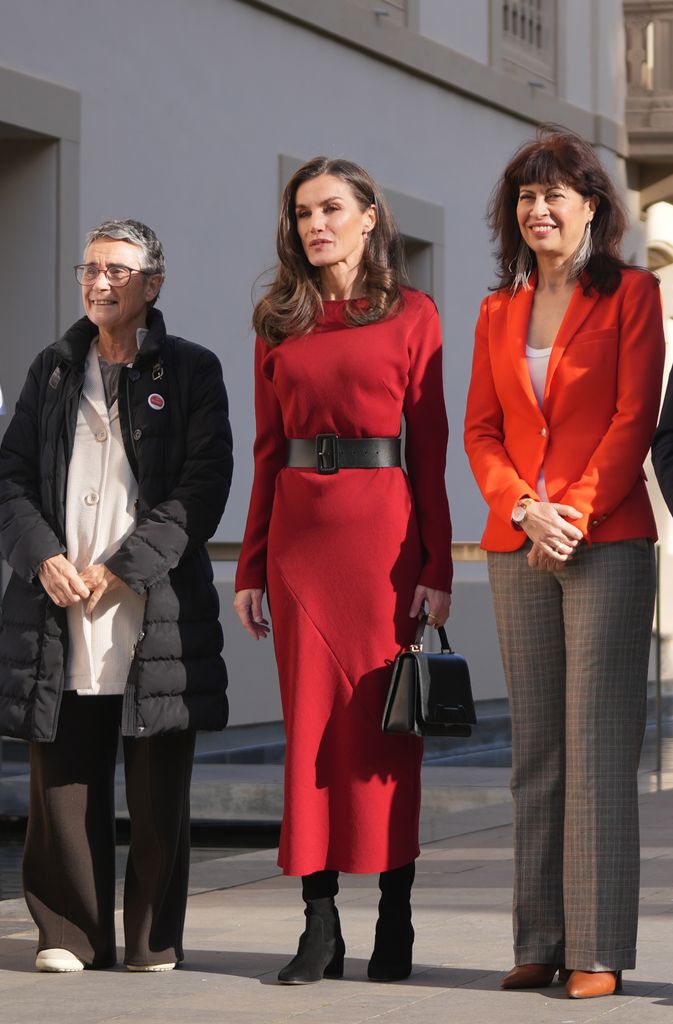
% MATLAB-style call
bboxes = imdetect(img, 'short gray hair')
[84,219,165,304]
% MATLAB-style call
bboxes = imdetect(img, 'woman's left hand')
[527,540,567,572]
[79,563,129,615]
[409,585,451,628]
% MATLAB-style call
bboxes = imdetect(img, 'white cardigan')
[65,344,145,695]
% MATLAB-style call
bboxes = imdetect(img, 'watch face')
[512,505,526,524]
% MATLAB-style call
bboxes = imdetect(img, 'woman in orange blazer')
[465,128,664,1000]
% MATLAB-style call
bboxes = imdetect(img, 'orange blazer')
[464,268,665,551]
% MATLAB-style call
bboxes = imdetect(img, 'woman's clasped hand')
[519,501,584,569]
[37,553,91,607]
[38,553,129,614]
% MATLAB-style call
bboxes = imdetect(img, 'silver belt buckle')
[316,433,339,474]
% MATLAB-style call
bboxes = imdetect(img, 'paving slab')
[1,778,673,1024]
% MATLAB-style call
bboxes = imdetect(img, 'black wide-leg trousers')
[23,692,195,968]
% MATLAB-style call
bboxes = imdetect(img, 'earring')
[570,223,592,278]
[510,244,534,290]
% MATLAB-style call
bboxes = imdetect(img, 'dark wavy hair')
[488,125,630,295]
[253,157,407,346]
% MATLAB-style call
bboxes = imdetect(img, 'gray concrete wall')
[0,139,58,435]
[0,0,633,724]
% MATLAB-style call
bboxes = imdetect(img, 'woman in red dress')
[234,157,452,984]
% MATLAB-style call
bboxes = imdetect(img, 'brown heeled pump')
[501,963,571,989]
[566,970,622,998]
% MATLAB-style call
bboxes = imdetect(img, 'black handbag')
[382,615,477,737]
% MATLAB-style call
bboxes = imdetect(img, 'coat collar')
[81,343,111,423]
[506,271,601,408]
[52,306,167,371]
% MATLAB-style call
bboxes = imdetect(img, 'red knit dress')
[235,288,453,875]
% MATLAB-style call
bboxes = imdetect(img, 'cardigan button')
[540,427,548,438]
[133,428,142,441]
[591,519,599,528]
[95,429,107,442]
[84,492,99,506]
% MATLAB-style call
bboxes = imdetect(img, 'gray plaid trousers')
[488,539,655,972]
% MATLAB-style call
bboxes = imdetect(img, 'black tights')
[301,862,415,902]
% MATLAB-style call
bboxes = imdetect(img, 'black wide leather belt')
[286,435,401,474]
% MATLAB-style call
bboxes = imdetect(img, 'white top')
[525,344,553,501]
[525,344,553,407]
[65,343,146,695]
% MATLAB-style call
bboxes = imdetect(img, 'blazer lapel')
[506,274,540,409]
[543,274,600,403]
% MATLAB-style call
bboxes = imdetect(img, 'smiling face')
[516,182,596,263]
[81,237,161,337]
[294,174,376,272]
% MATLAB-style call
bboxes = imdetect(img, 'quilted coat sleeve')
[0,354,65,582]
[403,298,453,593]
[105,347,233,593]
[234,337,286,591]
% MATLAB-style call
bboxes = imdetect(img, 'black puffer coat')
[0,307,233,741]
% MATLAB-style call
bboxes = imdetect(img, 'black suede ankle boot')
[367,862,415,982]
[277,897,345,984]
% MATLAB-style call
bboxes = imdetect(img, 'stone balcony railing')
[625,0,673,160]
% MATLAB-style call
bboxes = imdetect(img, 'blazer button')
[591,519,600,528]
[95,429,107,442]
[133,428,142,441]
[84,492,99,506]
[540,427,548,438]
[129,370,140,382]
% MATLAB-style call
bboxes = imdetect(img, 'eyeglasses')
[74,263,151,287]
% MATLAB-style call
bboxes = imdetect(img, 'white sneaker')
[35,948,85,972]
[126,962,176,972]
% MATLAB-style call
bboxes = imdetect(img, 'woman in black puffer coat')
[0,219,232,973]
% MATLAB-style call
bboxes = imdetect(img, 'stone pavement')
[1,775,672,1024]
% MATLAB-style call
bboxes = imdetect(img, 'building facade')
[0,0,668,725]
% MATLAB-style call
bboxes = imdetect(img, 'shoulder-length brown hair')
[488,125,629,295]
[253,156,406,346]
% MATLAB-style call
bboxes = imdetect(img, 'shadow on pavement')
[2,938,670,1004]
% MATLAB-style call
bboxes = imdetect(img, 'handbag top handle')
[414,613,453,654]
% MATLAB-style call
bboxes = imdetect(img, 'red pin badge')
[148,393,165,410]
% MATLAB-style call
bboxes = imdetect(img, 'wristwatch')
[512,497,534,529]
